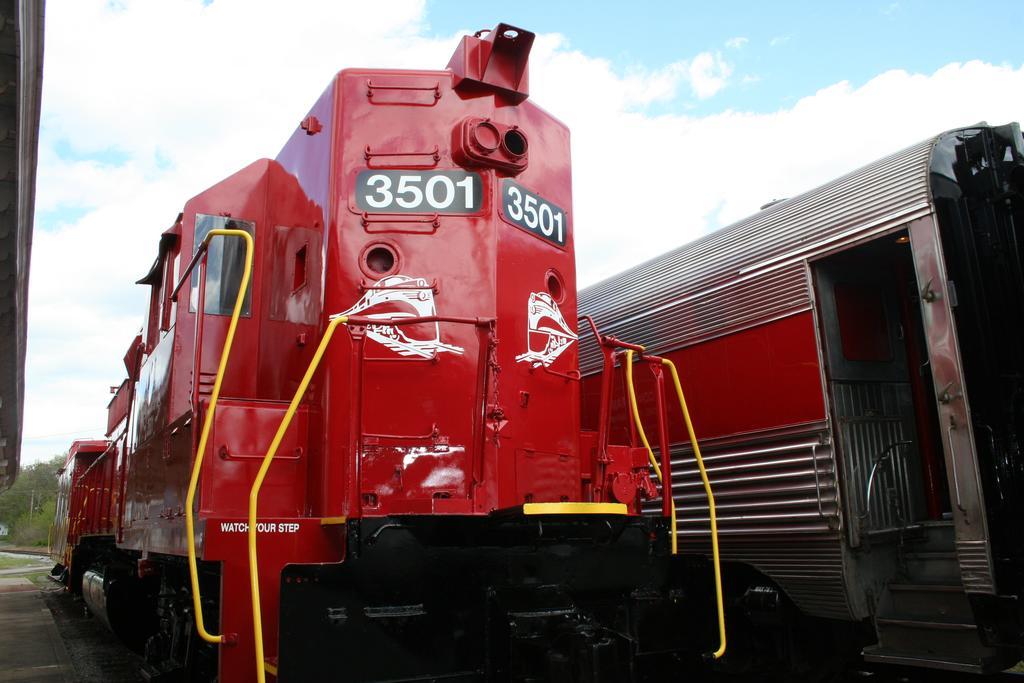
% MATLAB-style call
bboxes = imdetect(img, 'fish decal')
[515,292,578,367]
[338,275,464,358]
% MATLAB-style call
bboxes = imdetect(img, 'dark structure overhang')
[0,0,44,490]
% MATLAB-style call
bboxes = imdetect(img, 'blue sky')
[428,1,1022,115]
[19,0,1024,464]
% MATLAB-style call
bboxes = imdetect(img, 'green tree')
[10,499,57,546]
[0,454,65,543]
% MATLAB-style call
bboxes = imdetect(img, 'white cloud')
[528,36,732,109]
[558,59,1024,286]
[725,36,748,49]
[685,51,733,99]
[770,35,791,47]
[21,1,1024,466]
[561,58,1024,286]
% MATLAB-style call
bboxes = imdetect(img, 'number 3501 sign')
[500,180,567,247]
[355,170,482,214]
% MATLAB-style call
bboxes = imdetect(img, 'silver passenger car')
[579,123,1024,674]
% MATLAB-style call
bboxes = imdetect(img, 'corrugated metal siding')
[957,539,996,594]
[721,542,852,619]
[832,383,922,533]
[578,136,936,374]
[590,262,810,368]
[643,424,854,620]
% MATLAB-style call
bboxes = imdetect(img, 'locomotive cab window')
[190,214,255,316]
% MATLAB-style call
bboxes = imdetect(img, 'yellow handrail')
[662,358,726,660]
[248,314,348,683]
[623,350,726,659]
[623,350,678,554]
[184,228,254,645]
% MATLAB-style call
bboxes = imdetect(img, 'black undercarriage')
[278,515,714,682]
[61,517,858,682]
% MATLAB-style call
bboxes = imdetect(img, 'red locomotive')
[49,24,725,682]
[580,123,1024,675]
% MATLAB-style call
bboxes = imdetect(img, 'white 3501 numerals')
[503,181,566,246]
[359,172,478,213]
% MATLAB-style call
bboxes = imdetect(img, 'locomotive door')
[813,239,930,545]
[344,278,484,514]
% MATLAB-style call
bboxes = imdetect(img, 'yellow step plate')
[522,502,628,515]
[320,516,347,526]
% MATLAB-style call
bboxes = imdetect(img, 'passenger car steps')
[863,575,1013,671]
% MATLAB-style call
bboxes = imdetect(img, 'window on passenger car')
[190,214,255,316]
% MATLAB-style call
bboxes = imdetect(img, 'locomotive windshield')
[190,213,254,316]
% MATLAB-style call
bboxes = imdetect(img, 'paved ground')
[41,587,144,683]
[0,552,144,682]
[0,576,37,591]
[0,591,73,681]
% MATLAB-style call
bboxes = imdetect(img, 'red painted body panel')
[106,380,131,437]
[55,440,115,564]
[306,68,581,518]
[203,518,343,680]
[200,400,310,518]
[582,312,827,446]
